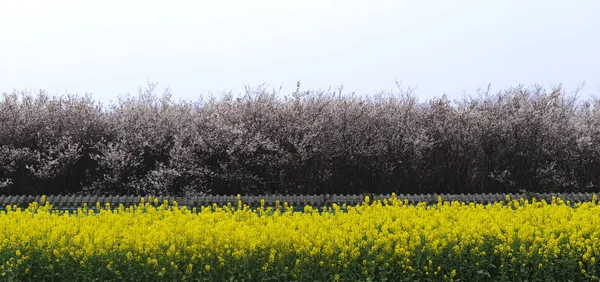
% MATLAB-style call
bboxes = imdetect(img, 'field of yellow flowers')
[1,194,600,281]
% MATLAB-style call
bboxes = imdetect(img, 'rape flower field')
[1,194,600,282]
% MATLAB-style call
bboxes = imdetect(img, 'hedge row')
[1,82,599,196]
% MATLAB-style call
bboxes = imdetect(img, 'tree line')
[0,82,598,196]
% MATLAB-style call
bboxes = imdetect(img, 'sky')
[1,0,599,105]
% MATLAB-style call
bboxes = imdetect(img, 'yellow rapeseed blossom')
[1,195,600,281]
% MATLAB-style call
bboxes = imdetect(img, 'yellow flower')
[0,194,598,280]
[185,263,193,274]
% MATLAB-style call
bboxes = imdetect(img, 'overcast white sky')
[1,0,599,104]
